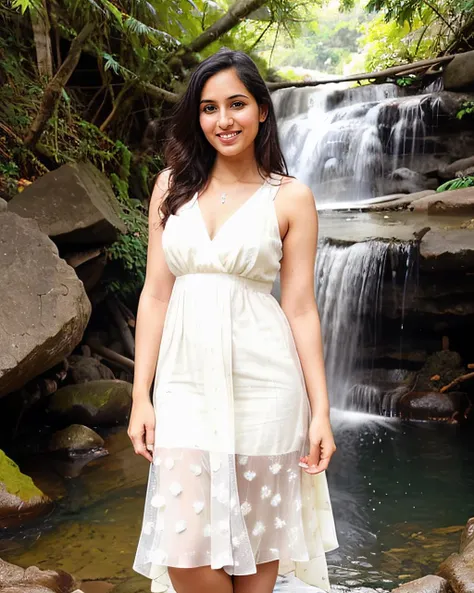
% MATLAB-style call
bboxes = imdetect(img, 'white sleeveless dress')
[133,174,338,592]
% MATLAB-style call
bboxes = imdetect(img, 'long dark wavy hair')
[159,47,289,226]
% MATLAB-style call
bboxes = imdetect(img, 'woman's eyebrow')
[200,93,249,104]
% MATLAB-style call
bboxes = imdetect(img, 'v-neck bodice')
[162,174,283,288]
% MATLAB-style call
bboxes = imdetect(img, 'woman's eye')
[202,101,245,114]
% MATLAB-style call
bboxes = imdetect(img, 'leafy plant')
[437,176,474,192]
[457,101,474,120]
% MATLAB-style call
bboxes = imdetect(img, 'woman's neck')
[211,151,263,184]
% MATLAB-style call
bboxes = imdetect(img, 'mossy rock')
[48,380,132,427]
[0,450,51,528]
[49,424,105,453]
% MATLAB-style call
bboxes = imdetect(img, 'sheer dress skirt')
[132,274,338,593]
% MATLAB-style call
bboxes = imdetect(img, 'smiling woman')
[129,48,338,593]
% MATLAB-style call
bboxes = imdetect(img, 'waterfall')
[272,239,416,414]
[272,83,439,205]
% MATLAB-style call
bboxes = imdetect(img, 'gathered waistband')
[175,272,273,294]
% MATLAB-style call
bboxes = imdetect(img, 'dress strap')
[265,173,284,201]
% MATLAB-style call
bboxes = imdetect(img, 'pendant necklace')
[220,192,227,205]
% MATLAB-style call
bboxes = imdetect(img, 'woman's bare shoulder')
[277,175,315,207]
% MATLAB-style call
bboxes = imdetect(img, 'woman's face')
[199,68,267,157]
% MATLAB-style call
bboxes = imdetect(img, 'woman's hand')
[299,414,336,474]
[127,399,155,463]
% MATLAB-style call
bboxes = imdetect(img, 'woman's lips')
[216,131,241,145]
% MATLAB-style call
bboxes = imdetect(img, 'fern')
[437,176,474,192]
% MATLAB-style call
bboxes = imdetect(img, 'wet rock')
[416,351,465,392]
[438,520,474,593]
[392,575,449,593]
[410,187,474,216]
[386,168,438,194]
[398,390,469,422]
[443,51,474,91]
[358,191,436,212]
[49,425,105,453]
[0,212,91,398]
[0,450,51,529]
[48,380,132,426]
[7,162,126,246]
[461,518,474,554]
[0,558,78,593]
[420,229,474,273]
[67,355,115,384]
[439,156,474,180]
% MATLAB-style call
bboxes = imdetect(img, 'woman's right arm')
[127,169,176,462]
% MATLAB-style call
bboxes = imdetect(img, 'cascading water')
[273,83,440,206]
[273,239,416,415]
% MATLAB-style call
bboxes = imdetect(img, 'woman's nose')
[219,111,233,128]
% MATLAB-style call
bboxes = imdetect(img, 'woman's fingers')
[130,427,153,463]
[301,438,336,474]
[146,425,155,454]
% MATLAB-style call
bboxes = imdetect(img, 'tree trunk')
[24,23,94,149]
[31,0,54,79]
[182,0,267,55]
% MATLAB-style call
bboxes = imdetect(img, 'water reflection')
[1,420,472,592]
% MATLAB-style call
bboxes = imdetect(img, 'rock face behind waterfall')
[0,212,91,398]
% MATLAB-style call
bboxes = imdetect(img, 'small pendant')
[220,192,227,204]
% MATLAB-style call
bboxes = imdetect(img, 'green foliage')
[437,177,474,192]
[354,13,433,71]
[457,101,474,120]
[355,0,474,68]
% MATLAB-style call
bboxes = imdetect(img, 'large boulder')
[0,212,91,398]
[7,162,126,245]
[0,450,51,528]
[48,380,132,426]
[48,424,105,453]
[438,517,474,593]
[392,575,449,593]
[0,558,78,593]
[410,187,474,216]
[67,355,115,384]
[398,391,469,422]
[443,51,474,91]
[439,156,474,180]
[385,168,438,194]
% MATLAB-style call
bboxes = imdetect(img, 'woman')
[129,48,338,593]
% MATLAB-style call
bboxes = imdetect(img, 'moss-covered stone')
[49,424,105,452]
[0,450,44,502]
[48,380,132,427]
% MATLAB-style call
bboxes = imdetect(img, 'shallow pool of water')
[1,417,473,593]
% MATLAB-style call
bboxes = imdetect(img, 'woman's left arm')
[278,179,336,475]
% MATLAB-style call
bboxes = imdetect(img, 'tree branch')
[180,0,267,55]
[25,22,95,148]
[266,54,456,91]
